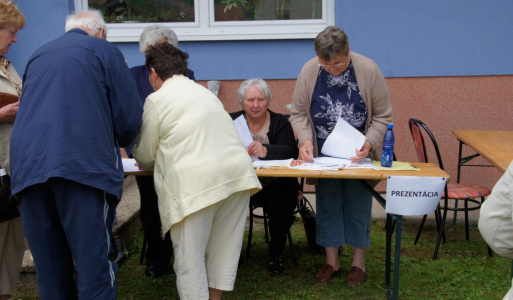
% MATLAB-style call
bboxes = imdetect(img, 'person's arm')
[263,113,298,160]
[360,60,393,153]
[132,99,159,171]
[0,101,18,123]
[289,58,317,149]
[478,162,513,258]
[107,50,143,147]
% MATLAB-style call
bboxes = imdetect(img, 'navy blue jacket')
[10,29,143,199]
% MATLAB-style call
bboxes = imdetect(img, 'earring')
[152,82,157,86]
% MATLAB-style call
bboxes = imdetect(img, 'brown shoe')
[346,266,366,286]
[315,264,339,283]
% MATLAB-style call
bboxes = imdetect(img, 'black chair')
[246,203,298,266]
[408,118,492,259]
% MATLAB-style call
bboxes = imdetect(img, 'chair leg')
[435,205,447,243]
[464,199,470,241]
[433,196,449,260]
[480,196,493,257]
[414,215,428,245]
[139,234,147,265]
[246,210,254,259]
[453,200,459,225]
[287,230,298,266]
[263,211,269,244]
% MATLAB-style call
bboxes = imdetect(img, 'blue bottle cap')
[387,124,393,129]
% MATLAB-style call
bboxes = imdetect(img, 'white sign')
[386,176,446,216]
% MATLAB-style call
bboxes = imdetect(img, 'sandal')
[268,256,284,275]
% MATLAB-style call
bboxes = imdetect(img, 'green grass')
[14,216,512,299]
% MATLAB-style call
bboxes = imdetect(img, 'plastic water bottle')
[381,124,395,168]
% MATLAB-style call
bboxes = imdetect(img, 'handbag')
[297,195,323,253]
[297,193,344,256]
[0,172,19,223]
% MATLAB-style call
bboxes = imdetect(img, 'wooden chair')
[408,118,492,259]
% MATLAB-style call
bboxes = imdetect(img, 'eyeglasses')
[318,56,349,70]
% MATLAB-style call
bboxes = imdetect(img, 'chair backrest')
[408,118,445,171]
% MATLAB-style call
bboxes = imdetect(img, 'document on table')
[371,161,420,171]
[314,157,378,169]
[321,117,366,159]
[122,158,142,173]
[254,158,339,170]
[233,114,253,149]
[253,157,377,170]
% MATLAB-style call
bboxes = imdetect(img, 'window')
[75,0,334,42]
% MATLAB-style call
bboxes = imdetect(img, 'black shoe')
[268,256,284,275]
[145,265,165,278]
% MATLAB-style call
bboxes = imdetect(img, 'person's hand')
[299,140,314,162]
[248,141,267,158]
[0,101,19,123]
[135,162,145,170]
[350,141,372,163]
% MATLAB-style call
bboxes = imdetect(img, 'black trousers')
[251,177,299,259]
[135,175,173,269]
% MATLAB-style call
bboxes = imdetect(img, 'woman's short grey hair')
[314,26,350,62]
[237,78,271,106]
[65,9,105,36]
[139,25,179,53]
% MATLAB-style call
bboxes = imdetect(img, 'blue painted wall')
[8,1,513,80]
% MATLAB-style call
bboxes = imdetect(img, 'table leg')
[361,180,400,300]
[393,216,403,300]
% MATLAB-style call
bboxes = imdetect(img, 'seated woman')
[230,78,299,275]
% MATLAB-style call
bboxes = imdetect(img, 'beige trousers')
[0,217,25,295]
[171,191,250,300]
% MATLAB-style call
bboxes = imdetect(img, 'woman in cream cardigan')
[132,43,261,300]
[289,26,393,286]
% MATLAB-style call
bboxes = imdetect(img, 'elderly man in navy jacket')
[10,10,142,300]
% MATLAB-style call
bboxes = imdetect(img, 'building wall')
[10,1,513,80]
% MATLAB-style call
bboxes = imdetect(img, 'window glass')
[88,0,195,23]
[213,0,322,22]
[78,0,334,41]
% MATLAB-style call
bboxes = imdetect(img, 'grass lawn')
[14,215,512,299]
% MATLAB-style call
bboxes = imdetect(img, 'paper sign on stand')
[385,176,446,216]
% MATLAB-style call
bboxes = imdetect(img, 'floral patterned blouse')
[310,60,367,152]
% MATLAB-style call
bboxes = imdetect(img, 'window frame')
[75,0,335,42]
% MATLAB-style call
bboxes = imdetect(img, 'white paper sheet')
[321,117,366,159]
[386,176,446,216]
[122,158,142,173]
[233,114,253,149]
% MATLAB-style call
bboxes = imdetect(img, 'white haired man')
[10,10,142,299]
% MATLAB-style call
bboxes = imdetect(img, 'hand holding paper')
[233,114,253,149]
[321,117,366,159]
